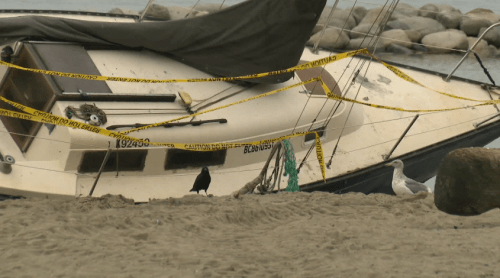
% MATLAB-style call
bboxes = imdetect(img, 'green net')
[283,140,299,192]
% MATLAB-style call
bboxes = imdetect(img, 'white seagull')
[386,160,432,196]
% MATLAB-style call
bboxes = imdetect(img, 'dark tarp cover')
[0,0,326,84]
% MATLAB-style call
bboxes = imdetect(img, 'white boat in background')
[0,0,499,202]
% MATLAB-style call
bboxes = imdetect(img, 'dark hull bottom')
[301,118,500,195]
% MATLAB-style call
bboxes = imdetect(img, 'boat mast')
[138,0,155,22]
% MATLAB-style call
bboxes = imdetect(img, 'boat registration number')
[116,139,150,148]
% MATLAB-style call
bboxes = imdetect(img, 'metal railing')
[444,22,500,82]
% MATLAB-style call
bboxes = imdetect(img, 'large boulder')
[140,4,170,20]
[346,6,368,25]
[435,11,463,29]
[165,6,204,20]
[419,4,439,19]
[466,8,500,23]
[386,43,414,54]
[193,3,228,13]
[349,23,380,39]
[379,29,412,49]
[396,16,446,37]
[404,30,422,42]
[421,30,468,53]
[108,7,139,16]
[461,17,495,36]
[385,20,410,31]
[460,9,500,36]
[467,37,495,58]
[479,26,500,48]
[434,148,500,216]
[395,3,419,17]
[360,6,406,25]
[346,38,373,50]
[318,7,357,30]
[308,28,350,49]
[436,4,460,13]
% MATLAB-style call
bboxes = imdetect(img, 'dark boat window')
[305,128,325,143]
[79,150,147,173]
[165,149,226,170]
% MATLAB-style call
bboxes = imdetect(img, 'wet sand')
[1,192,499,277]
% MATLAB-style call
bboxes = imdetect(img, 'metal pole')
[444,22,500,82]
[383,114,419,160]
[473,112,500,128]
[89,148,112,196]
[312,0,340,54]
[138,0,155,22]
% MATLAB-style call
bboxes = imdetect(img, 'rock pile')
[308,5,500,57]
[108,3,500,57]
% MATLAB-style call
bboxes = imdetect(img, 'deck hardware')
[0,153,13,174]
[311,0,340,54]
[473,113,500,128]
[383,114,419,161]
[89,145,112,197]
[178,91,194,114]
[1,46,14,63]
[444,22,500,82]
[138,0,155,22]
[65,104,107,126]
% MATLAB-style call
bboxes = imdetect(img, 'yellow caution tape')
[122,77,322,134]
[369,54,490,103]
[318,79,499,112]
[0,46,490,103]
[0,97,327,181]
[0,49,368,84]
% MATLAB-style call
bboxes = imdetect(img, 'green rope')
[283,140,299,192]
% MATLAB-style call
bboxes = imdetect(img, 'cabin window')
[78,150,147,173]
[305,128,325,143]
[165,149,226,170]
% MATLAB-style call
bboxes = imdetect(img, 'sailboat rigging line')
[106,112,187,116]
[322,1,400,165]
[320,0,399,129]
[101,108,185,111]
[312,0,341,54]
[325,56,375,166]
[0,113,437,153]
[297,4,388,171]
[192,85,253,112]
[185,0,202,18]
[292,1,360,135]
[2,109,494,180]
[340,0,479,20]
[3,162,92,177]
[329,26,467,53]
[308,111,500,164]
[219,0,226,10]
[190,85,237,110]
[310,0,392,132]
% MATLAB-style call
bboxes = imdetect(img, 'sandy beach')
[0,192,499,277]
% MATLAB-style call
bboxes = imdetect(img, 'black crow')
[190,167,211,195]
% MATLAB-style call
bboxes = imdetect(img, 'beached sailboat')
[0,0,499,202]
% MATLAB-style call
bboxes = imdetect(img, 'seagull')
[190,167,211,195]
[386,160,432,196]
